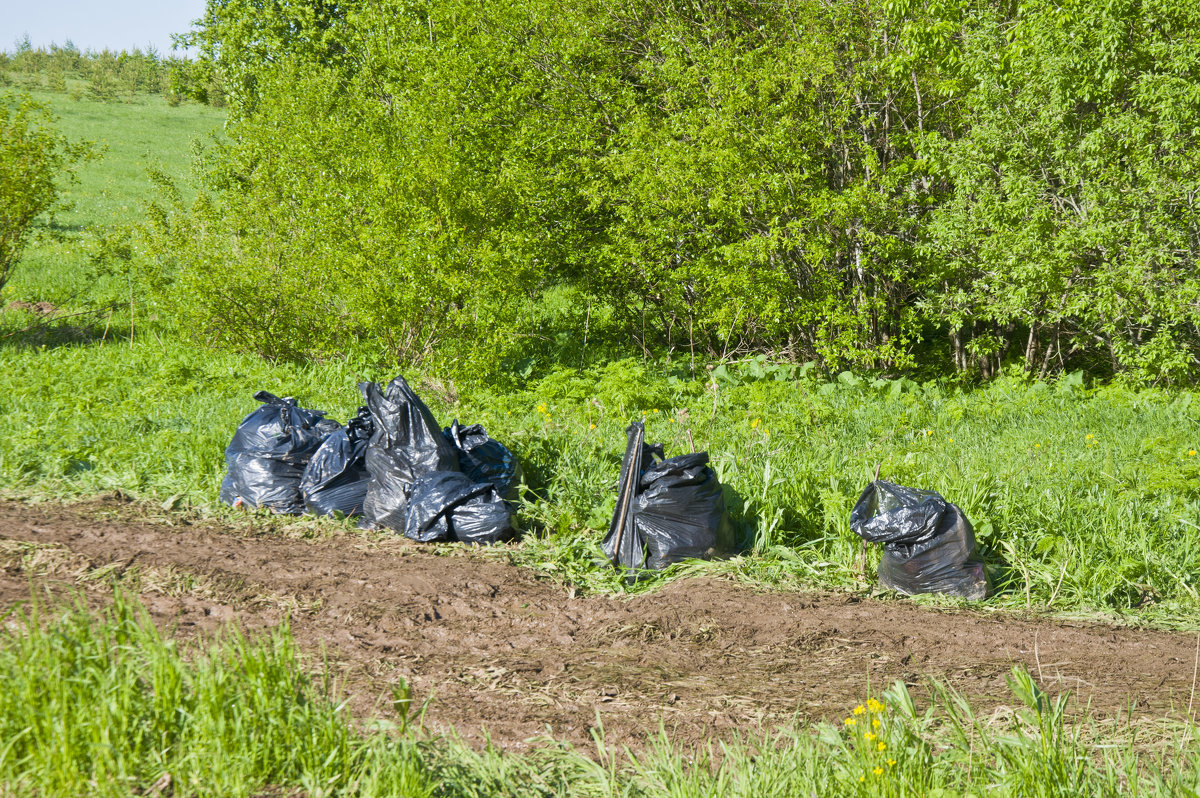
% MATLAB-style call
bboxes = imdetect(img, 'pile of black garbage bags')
[217,382,986,597]
[219,378,521,545]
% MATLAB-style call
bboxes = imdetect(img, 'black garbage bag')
[443,420,523,503]
[404,471,515,545]
[849,480,989,600]
[299,406,374,517]
[602,422,734,570]
[219,391,340,514]
[360,376,460,531]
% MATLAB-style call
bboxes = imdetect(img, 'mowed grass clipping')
[2,593,1199,798]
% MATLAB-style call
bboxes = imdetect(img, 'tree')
[0,93,92,297]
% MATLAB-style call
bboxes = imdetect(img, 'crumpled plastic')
[602,421,734,570]
[299,405,374,517]
[850,480,989,600]
[219,390,339,514]
[359,376,460,532]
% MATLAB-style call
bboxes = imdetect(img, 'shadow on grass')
[0,304,123,351]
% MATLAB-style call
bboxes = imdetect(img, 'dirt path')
[1,499,1195,751]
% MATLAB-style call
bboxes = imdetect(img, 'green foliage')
[0,92,91,297]
[1,40,222,106]
[162,0,1200,383]
[0,594,430,797]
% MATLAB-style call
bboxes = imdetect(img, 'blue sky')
[3,1,208,55]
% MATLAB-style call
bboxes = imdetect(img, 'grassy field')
[2,89,224,306]
[5,89,1200,795]
[5,87,1200,623]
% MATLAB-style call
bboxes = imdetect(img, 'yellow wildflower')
[948,437,954,442]
[1034,443,1041,449]
[877,742,886,751]
[925,429,932,436]
[873,767,883,776]
[859,775,866,783]
[864,731,875,741]
[751,418,761,429]
[866,698,885,712]
[652,408,659,413]
[1086,433,1094,440]
[589,424,596,430]
[872,718,881,728]
[888,758,896,766]
[1190,450,1197,457]
[844,717,857,726]
[853,705,866,715]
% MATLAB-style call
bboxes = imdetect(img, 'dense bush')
[156,0,1200,383]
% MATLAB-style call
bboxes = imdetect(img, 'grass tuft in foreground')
[1,592,1199,796]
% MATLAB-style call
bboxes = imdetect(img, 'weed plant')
[0,594,1198,796]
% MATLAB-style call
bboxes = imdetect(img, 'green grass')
[3,89,224,306]
[2,592,1198,797]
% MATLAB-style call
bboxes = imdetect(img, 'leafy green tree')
[0,93,92,298]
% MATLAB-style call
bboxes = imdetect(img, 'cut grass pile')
[2,593,1198,798]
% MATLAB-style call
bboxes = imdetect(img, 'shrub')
[0,92,92,297]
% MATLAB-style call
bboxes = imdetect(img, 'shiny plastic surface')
[850,480,989,600]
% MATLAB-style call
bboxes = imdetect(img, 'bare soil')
[1,499,1196,752]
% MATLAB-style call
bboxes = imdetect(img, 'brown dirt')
[0,499,1196,753]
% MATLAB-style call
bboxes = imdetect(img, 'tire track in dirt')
[0,499,1195,751]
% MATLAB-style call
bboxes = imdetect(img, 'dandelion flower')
[1190,450,1197,457]
[589,424,596,429]
[948,437,954,442]
[1034,443,1041,449]
[652,408,659,413]
[925,429,932,436]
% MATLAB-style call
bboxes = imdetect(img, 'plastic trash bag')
[360,376,460,531]
[219,391,340,514]
[299,406,374,517]
[850,480,989,600]
[405,471,515,545]
[602,422,734,570]
[444,420,523,503]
